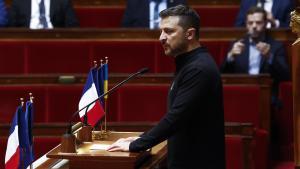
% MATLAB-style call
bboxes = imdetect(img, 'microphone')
[67,67,149,134]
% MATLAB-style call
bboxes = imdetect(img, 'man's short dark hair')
[159,5,200,39]
[246,6,267,21]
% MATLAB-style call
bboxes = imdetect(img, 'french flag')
[78,68,105,127]
[5,106,22,169]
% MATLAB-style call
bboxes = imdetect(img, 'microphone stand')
[61,68,149,153]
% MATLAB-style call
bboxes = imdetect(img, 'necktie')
[39,0,48,28]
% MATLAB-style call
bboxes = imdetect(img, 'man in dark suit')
[222,6,290,97]
[122,0,186,29]
[235,0,294,28]
[0,0,7,27]
[108,5,225,169]
[9,0,79,28]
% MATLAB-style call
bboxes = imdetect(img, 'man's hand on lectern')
[106,137,139,152]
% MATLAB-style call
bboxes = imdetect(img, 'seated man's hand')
[266,12,276,27]
[106,137,139,152]
[229,40,245,57]
[256,42,271,57]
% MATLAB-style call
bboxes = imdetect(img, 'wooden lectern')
[41,123,167,169]
[47,131,149,169]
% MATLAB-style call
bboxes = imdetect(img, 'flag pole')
[29,93,34,169]
[104,57,108,132]
[98,57,109,139]
[20,98,25,169]
[92,61,97,129]
[100,59,104,133]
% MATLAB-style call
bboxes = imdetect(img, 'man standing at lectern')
[107,5,225,169]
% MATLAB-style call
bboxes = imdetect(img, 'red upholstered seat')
[254,129,269,169]
[92,41,157,73]
[47,85,83,122]
[76,7,125,28]
[74,6,239,28]
[0,41,25,74]
[223,85,261,127]
[27,41,91,74]
[202,41,230,66]
[278,81,293,160]
[223,85,267,169]
[109,84,169,122]
[225,136,245,169]
[194,6,239,27]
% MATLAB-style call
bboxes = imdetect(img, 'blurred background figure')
[121,0,186,29]
[8,0,79,29]
[0,0,7,27]
[235,0,294,28]
[221,7,290,99]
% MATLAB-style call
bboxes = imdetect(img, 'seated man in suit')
[121,0,186,29]
[0,0,7,27]
[8,0,79,29]
[221,6,290,99]
[235,0,294,28]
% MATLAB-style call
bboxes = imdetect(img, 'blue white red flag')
[79,68,105,126]
[5,106,22,169]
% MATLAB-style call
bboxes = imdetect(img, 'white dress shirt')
[30,0,53,29]
[263,0,280,28]
[248,41,262,75]
[149,0,167,29]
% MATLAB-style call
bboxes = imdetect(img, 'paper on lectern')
[89,144,110,150]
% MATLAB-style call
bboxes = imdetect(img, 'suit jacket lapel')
[167,0,171,7]
[25,0,32,26]
[241,38,250,73]
[259,36,271,72]
[144,0,150,27]
[50,0,55,20]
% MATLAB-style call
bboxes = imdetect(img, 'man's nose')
[159,32,166,43]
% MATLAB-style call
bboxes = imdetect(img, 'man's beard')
[165,41,188,57]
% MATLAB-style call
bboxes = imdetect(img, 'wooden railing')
[0,28,295,41]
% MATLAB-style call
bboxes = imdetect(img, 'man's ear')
[185,28,196,40]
